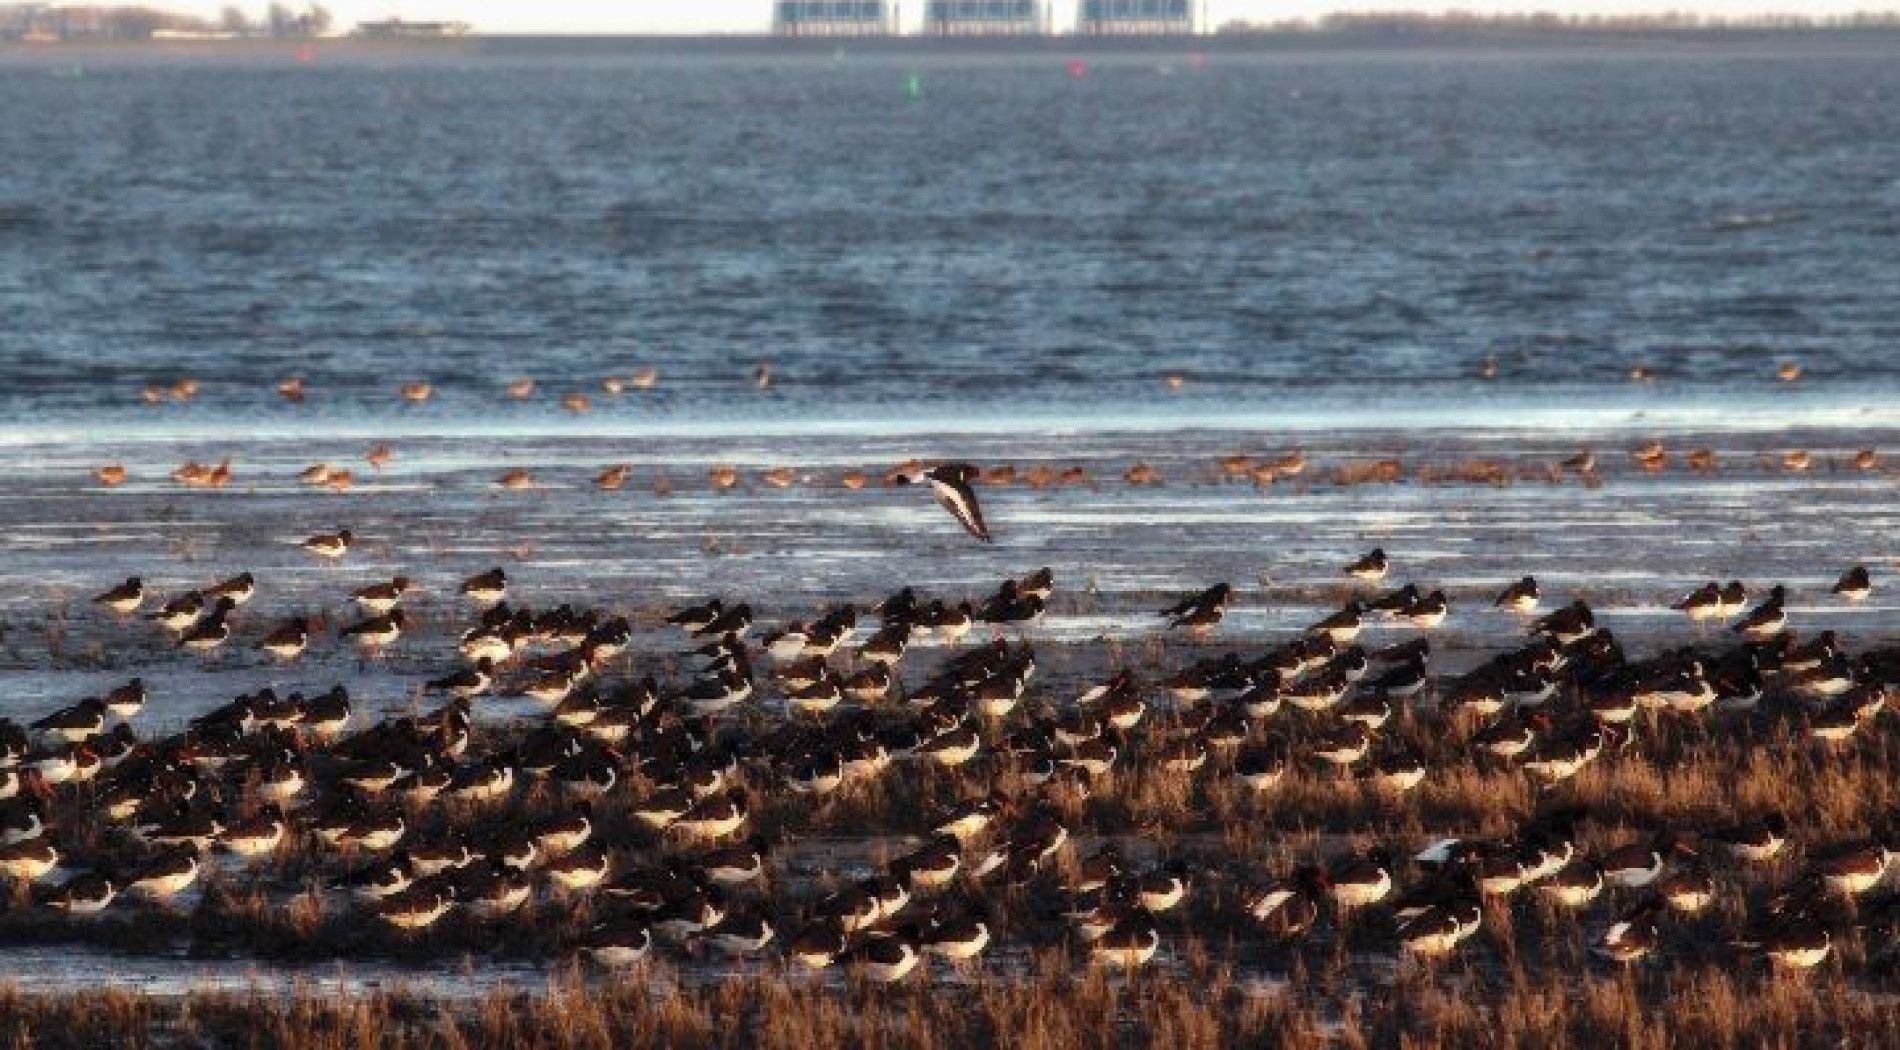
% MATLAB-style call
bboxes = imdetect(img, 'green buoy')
[904,73,922,101]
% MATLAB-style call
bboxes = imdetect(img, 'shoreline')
[4,390,1899,446]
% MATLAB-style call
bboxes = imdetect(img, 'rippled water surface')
[2,39,1898,428]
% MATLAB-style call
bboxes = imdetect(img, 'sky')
[189,0,1891,34]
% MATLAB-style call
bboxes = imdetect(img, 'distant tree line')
[0,2,331,41]
[1220,10,1900,33]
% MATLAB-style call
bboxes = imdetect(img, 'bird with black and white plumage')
[126,845,202,898]
[1594,897,1664,963]
[843,928,923,981]
[301,529,352,561]
[1399,895,1484,958]
[340,609,405,654]
[1540,859,1605,908]
[694,603,753,640]
[1762,922,1836,971]
[1088,911,1160,969]
[219,804,289,859]
[872,587,918,626]
[1345,547,1389,582]
[1708,813,1792,863]
[696,911,775,956]
[761,623,811,662]
[1531,599,1595,644]
[1159,583,1231,633]
[378,881,456,929]
[1018,567,1054,601]
[1245,869,1322,938]
[1673,581,1724,622]
[1803,835,1899,896]
[1308,601,1364,644]
[898,462,991,542]
[1403,589,1450,629]
[931,792,1007,843]
[976,580,1043,626]
[32,698,108,744]
[1601,830,1696,889]
[203,572,256,607]
[351,576,416,615]
[44,871,116,915]
[802,604,858,655]
[92,576,143,615]
[460,567,507,607]
[1733,585,1788,639]
[666,598,724,634]
[1653,860,1717,914]
[330,852,415,901]
[672,782,752,839]
[259,618,311,661]
[919,906,992,963]
[786,919,850,969]
[1494,576,1541,614]
[427,659,495,700]
[300,687,353,740]
[177,597,237,652]
[100,679,145,722]
[0,839,59,881]
[1834,565,1873,602]
[0,799,47,845]
[1364,583,1420,618]
[150,591,205,633]
[580,918,652,968]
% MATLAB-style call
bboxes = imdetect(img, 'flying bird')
[901,463,991,542]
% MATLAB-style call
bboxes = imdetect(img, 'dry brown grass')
[0,960,1894,1050]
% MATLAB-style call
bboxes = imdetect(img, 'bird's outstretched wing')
[931,478,992,542]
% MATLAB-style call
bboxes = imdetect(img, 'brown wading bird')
[172,458,232,488]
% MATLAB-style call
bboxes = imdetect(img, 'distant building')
[924,0,1048,36]
[1076,0,1193,35]
[773,0,892,37]
[353,17,470,39]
